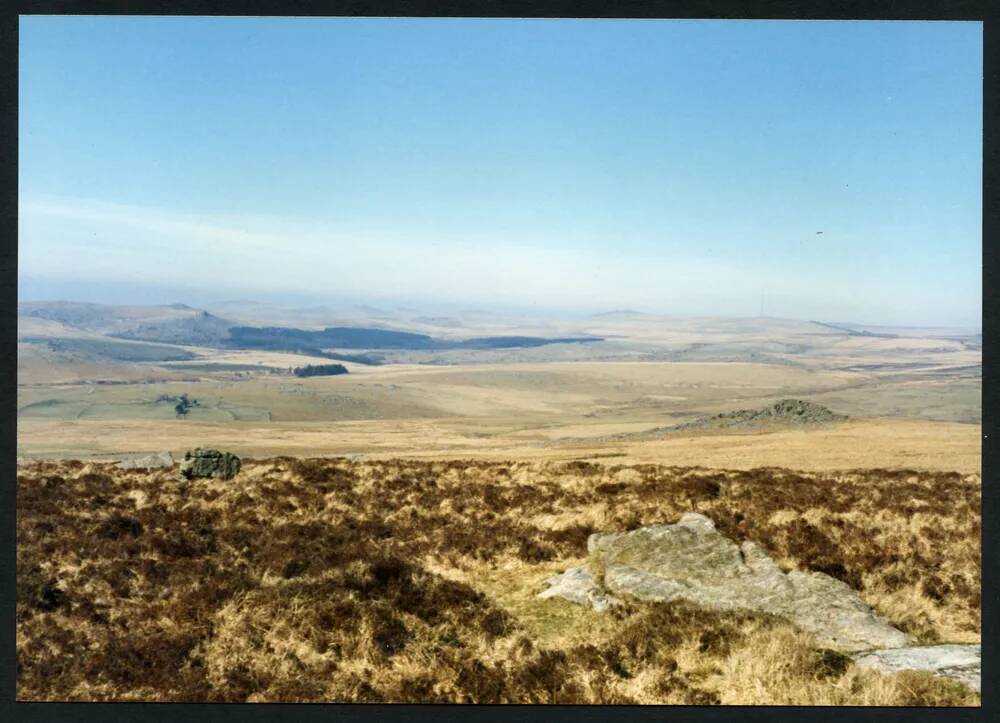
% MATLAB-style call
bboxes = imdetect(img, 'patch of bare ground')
[16,458,979,704]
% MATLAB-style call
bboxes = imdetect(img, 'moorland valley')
[16,299,982,704]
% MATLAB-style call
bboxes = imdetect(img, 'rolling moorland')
[16,300,982,704]
[17,300,981,464]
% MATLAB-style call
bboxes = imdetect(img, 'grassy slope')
[16,417,982,475]
[16,458,979,704]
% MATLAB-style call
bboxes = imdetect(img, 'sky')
[18,18,983,326]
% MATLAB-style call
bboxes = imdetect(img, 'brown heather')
[16,457,980,704]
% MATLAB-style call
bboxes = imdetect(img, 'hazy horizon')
[19,18,983,327]
[16,279,982,334]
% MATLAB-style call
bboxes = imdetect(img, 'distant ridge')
[811,321,897,338]
[225,325,604,353]
[17,301,605,362]
[590,309,642,317]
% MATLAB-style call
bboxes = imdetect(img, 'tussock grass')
[16,457,979,704]
[716,627,977,706]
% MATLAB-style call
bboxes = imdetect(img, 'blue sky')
[19,18,982,325]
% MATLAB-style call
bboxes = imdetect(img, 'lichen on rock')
[540,512,912,652]
[179,448,241,480]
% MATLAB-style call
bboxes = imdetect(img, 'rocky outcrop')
[587,399,850,444]
[673,399,847,432]
[540,513,911,652]
[117,451,174,470]
[179,448,241,480]
[852,644,981,692]
[538,565,620,613]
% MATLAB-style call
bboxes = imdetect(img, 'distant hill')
[114,311,233,346]
[19,301,234,346]
[226,325,440,352]
[811,321,897,338]
[455,335,603,350]
[226,325,603,353]
[18,301,606,359]
[23,337,197,362]
[590,309,643,317]
[19,301,977,374]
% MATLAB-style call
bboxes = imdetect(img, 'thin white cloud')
[23,194,976,325]
[20,196,292,253]
[19,194,765,313]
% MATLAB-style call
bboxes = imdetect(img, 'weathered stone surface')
[117,451,174,470]
[541,513,912,652]
[179,448,241,480]
[852,644,981,692]
[538,565,621,612]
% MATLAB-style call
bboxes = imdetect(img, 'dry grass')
[716,627,978,706]
[17,417,982,474]
[16,457,980,704]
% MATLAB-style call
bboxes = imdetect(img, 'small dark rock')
[179,448,241,480]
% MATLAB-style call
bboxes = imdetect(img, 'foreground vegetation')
[16,458,980,704]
